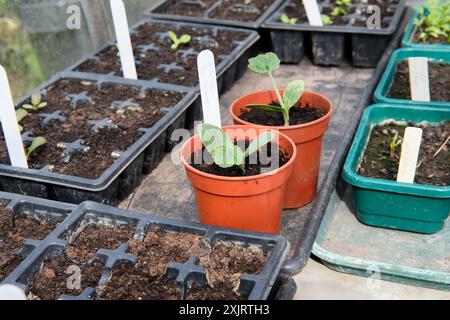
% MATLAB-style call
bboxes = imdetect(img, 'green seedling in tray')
[390,132,402,159]
[321,14,333,25]
[414,0,450,43]
[247,52,305,127]
[336,0,352,6]
[15,109,28,133]
[168,31,192,50]
[331,7,346,17]
[25,137,46,161]
[198,123,274,174]
[281,14,298,25]
[22,93,47,112]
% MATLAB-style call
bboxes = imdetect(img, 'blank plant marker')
[303,0,323,26]
[408,57,431,102]
[0,66,28,168]
[397,127,423,184]
[110,0,138,80]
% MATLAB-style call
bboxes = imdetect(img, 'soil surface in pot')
[190,141,290,177]
[66,224,134,263]
[387,61,450,102]
[239,104,326,127]
[154,0,277,22]
[75,22,250,87]
[0,206,58,282]
[0,79,184,179]
[358,121,450,186]
[28,256,104,300]
[97,229,269,300]
[278,0,397,28]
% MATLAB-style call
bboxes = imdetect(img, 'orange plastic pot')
[230,90,333,209]
[180,125,296,234]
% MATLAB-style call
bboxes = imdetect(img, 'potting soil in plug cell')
[387,60,450,102]
[0,79,184,180]
[74,21,254,88]
[358,121,450,186]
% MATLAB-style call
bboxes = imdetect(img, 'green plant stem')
[239,164,246,174]
[268,72,289,126]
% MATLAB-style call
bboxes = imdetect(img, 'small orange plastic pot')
[180,125,297,234]
[230,90,333,209]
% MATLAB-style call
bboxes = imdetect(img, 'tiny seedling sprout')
[414,0,450,43]
[247,52,305,127]
[25,137,46,161]
[336,0,352,7]
[22,93,47,112]
[390,132,402,159]
[281,14,298,25]
[331,7,346,16]
[168,31,192,50]
[15,109,28,132]
[198,123,274,174]
[322,14,333,25]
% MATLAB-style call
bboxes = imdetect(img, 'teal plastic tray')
[402,10,450,50]
[343,104,450,234]
[374,48,450,108]
[312,186,450,291]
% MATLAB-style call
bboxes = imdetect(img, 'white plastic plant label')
[0,66,28,168]
[397,127,423,184]
[0,284,27,300]
[110,0,138,80]
[408,57,431,102]
[303,0,323,26]
[197,50,222,128]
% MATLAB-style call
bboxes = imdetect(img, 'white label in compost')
[303,0,323,26]
[408,57,431,102]
[397,127,423,184]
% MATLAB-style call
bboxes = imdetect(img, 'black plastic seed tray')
[0,192,75,283]
[146,0,285,29]
[3,200,291,300]
[68,19,260,96]
[0,71,198,205]
[262,0,406,67]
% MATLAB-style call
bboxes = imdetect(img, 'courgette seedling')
[331,7,346,16]
[390,133,402,159]
[168,31,192,50]
[321,14,333,25]
[336,0,352,6]
[281,14,298,25]
[414,0,450,43]
[198,123,274,174]
[247,52,305,127]
[15,109,28,132]
[22,93,47,112]
[25,137,46,161]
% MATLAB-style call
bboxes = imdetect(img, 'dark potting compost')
[387,61,450,102]
[190,141,290,177]
[358,121,450,186]
[0,206,59,282]
[75,22,251,87]
[239,104,326,127]
[0,79,184,180]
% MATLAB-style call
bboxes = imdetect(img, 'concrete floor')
[294,259,449,300]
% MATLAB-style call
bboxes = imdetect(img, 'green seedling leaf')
[322,14,333,25]
[248,52,280,74]
[179,34,192,44]
[331,7,346,16]
[336,0,352,6]
[15,109,28,123]
[211,144,245,169]
[281,14,297,25]
[31,93,41,106]
[26,137,46,160]
[390,133,402,158]
[282,80,304,111]
[244,131,274,158]
[22,93,47,111]
[169,31,192,50]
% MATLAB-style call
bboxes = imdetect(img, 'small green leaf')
[282,80,304,111]
[281,14,291,24]
[168,31,177,43]
[26,137,46,160]
[244,131,274,158]
[38,102,48,109]
[16,109,28,123]
[248,52,280,74]
[246,104,284,113]
[22,104,34,110]
[322,14,333,25]
[211,144,245,169]
[198,123,234,157]
[179,34,191,44]
[31,93,41,106]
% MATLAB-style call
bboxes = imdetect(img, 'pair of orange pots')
[180,90,333,233]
